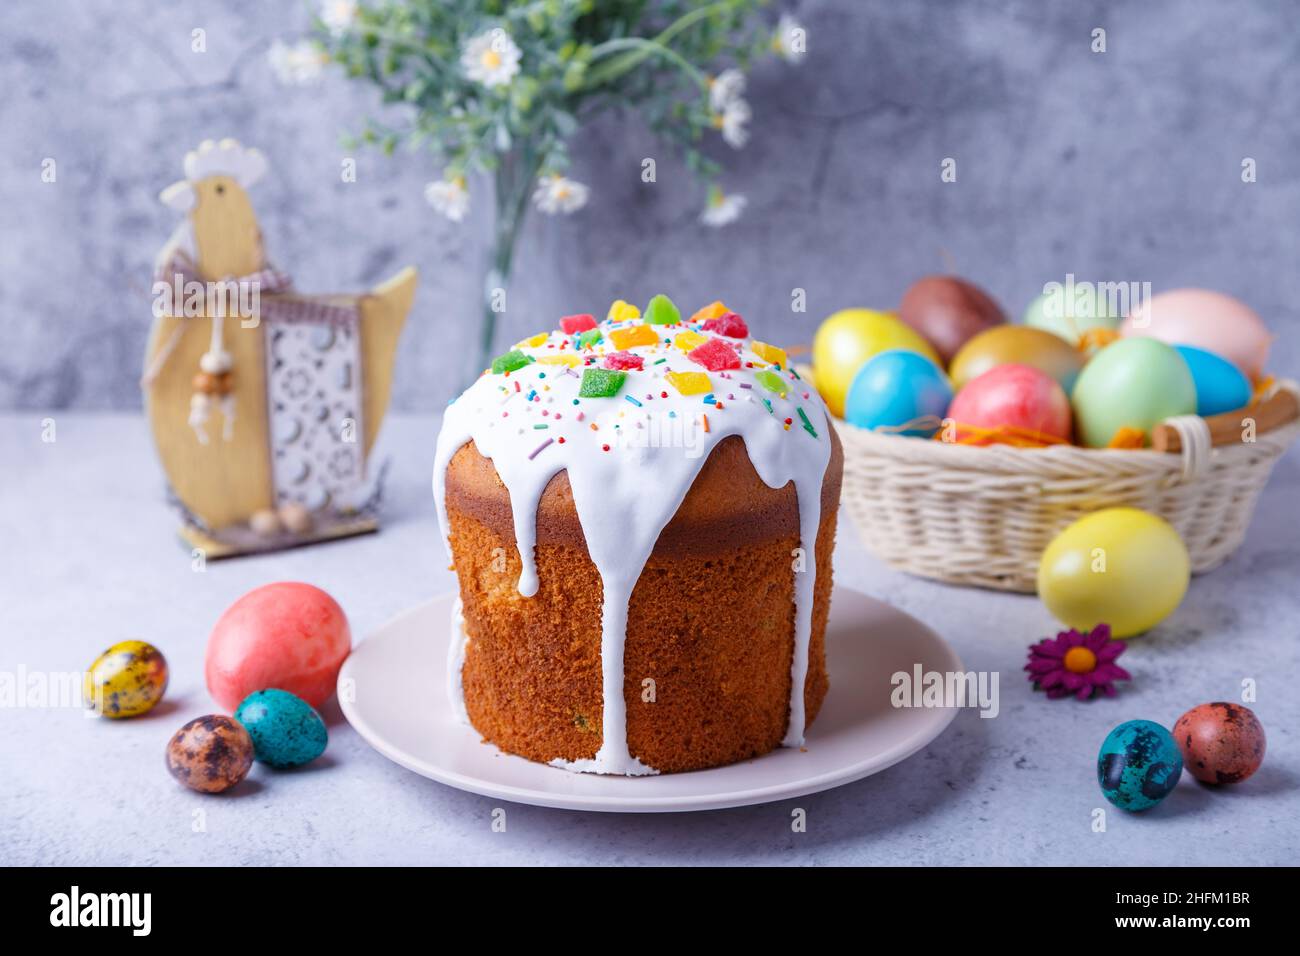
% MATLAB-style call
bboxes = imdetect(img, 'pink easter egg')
[205,582,351,711]
[1121,289,1271,379]
[948,363,1072,445]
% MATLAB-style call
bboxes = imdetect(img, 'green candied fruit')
[578,368,627,398]
[755,369,788,394]
[644,293,681,325]
[577,327,604,349]
[491,349,533,374]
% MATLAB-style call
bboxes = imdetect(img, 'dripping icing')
[432,313,832,774]
[447,596,470,726]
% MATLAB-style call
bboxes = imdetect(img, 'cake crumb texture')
[446,431,842,773]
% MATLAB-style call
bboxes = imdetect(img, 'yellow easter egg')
[1037,508,1190,638]
[84,640,169,718]
[813,309,941,417]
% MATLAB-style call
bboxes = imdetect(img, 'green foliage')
[317,0,774,184]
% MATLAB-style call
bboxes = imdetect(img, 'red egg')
[946,363,1072,445]
[205,582,351,711]
[1173,702,1266,785]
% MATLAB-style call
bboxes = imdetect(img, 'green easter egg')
[1070,337,1196,447]
[1023,289,1120,345]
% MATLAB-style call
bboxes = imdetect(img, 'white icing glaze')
[433,307,832,774]
[447,596,470,726]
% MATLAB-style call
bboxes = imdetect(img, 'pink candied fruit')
[701,311,748,338]
[561,313,597,334]
[602,351,645,371]
[688,337,741,371]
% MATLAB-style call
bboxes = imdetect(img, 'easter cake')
[434,296,843,774]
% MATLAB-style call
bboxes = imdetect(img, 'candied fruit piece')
[609,324,660,350]
[491,350,533,375]
[702,311,749,338]
[602,351,645,371]
[754,369,788,394]
[645,293,681,326]
[751,340,787,367]
[665,370,711,396]
[537,354,581,367]
[674,331,707,352]
[516,331,550,348]
[607,300,640,322]
[690,300,729,324]
[577,328,603,349]
[560,313,597,334]
[578,368,626,398]
[688,338,741,371]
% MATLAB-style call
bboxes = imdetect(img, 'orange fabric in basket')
[937,422,1072,448]
[1106,427,1147,449]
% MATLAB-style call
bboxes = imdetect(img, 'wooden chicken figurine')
[143,139,417,557]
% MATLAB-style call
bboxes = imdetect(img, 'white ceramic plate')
[339,586,962,812]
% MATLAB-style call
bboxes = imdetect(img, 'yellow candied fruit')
[665,370,712,396]
[751,340,787,367]
[690,300,728,323]
[515,331,550,348]
[609,324,661,350]
[674,330,707,352]
[536,354,582,367]
[607,299,641,323]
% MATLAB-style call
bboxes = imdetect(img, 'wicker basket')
[834,384,1300,592]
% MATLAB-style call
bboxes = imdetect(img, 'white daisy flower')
[709,68,746,112]
[268,39,328,87]
[461,28,521,89]
[715,97,752,149]
[319,0,358,37]
[701,188,747,227]
[425,177,470,222]
[533,175,590,215]
[774,13,808,64]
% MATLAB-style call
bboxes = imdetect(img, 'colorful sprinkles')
[478,296,825,458]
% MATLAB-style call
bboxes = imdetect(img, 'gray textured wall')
[2,0,1297,410]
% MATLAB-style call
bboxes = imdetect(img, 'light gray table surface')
[2,412,1297,866]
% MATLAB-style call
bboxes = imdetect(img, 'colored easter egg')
[1173,702,1266,785]
[1097,719,1183,812]
[205,582,351,711]
[1122,288,1271,379]
[948,325,1084,393]
[1037,508,1189,638]
[947,364,1071,445]
[1022,288,1119,346]
[812,309,941,418]
[898,275,1006,364]
[165,715,255,794]
[1174,345,1253,417]
[235,688,329,769]
[1070,337,1196,447]
[84,640,169,718]
[843,349,953,437]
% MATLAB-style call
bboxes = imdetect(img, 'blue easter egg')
[235,688,328,769]
[844,349,953,437]
[1174,345,1252,417]
[1097,719,1183,812]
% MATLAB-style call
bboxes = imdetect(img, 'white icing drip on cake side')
[433,308,832,775]
[447,596,470,726]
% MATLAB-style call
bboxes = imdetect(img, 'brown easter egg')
[165,714,255,794]
[898,275,1007,364]
[1173,702,1266,785]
